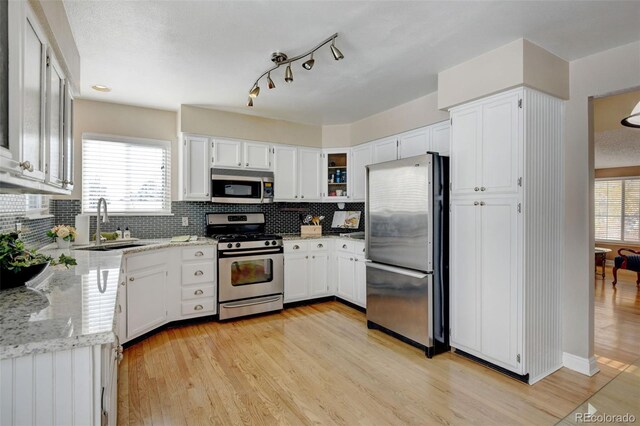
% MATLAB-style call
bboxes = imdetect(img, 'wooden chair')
[612,248,640,287]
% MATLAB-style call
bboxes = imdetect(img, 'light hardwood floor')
[118,268,639,425]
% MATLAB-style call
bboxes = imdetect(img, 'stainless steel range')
[206,213,284,320]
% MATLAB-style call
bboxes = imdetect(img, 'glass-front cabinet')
[322,148,351,201]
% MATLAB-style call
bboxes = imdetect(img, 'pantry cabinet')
[449,87,564,383]
[450,89,521,196]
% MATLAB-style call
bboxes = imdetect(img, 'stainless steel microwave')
[211,168,274,204]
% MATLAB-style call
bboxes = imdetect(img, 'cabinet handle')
[194,270,203,276]
[312,256,315,259]
[129,277,135,282]
[481,187,486,191]
[354,258,358,262]
[238,162,241,166]
[194,251,204,257]
[474,201,479,206]
[301,195,304,199]
[474,187,479,192]
[342,244,348,249]
[305,256,309,259]
[295,195,298,198]
[317,244,323,248]
[350,258,353,261]
[293,245,300,250]
[362,248,365,253]
[194,289,204,295]
[120,281,125,286]
[19,161,34,172]
[118,304,122,313]
[194,305,204,311]
[480,201,486,206]
[246,162,249,166]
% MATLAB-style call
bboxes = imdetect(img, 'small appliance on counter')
[331,211,361,229]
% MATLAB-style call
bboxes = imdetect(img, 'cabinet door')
[298,148,321,201]
[449,198,481,352]
[398,128,430,159]
[62,86,74,190]
[309,253,329,297]
[323,150,350,201]
[336,253,355,301]
[17,7,47,180]
[183,135,210,200]
[354,256,367,308]
[244,142,271,170]
[284,254,309,302]
[372,137,398,164]
[45,51,64,187]
[430,121,450,156]
[450,106,481,195]
[351,144,372,202]
[212,139,242,168]
[481,92,521,194]
[273,145,297,201]
[126,267,167,338]
[480,198,521,371]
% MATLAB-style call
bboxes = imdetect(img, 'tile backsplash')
[51,200,365,239]
[0,194,54,248]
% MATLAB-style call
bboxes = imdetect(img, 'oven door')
[211,175,264,204]
[218,250,284,302]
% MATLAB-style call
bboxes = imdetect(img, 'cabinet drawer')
[182,246,215,261]
[181,298,216,316]
[181,285,215,301]
[284,240,308,252]
[126,250,168,273]
[336,239,355,253]
[353,242,366,256]
[181,263,215,285]
[309,240,330,252]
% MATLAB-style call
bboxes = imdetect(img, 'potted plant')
[47,224,77,249]
[0,233,77,290]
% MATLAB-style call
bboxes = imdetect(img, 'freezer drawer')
[366,262,432,347]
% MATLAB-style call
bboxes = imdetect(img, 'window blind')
[594,178,640,243]
[82,136,171,214]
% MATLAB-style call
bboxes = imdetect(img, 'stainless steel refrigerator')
[365,153,449,357]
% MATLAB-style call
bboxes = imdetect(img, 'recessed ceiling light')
[91,85,111,92]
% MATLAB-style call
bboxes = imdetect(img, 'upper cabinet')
[2,1,75,194]
[298,148,321,201]
[372,137,397,164]
[244,141,271,170]
[182,135,211,200]
[212,139,243,168]
[273,145,297,201]
[430,121,450,156]
[398,127,429,159]
[212,139,271,170]
[450,90,521,196]
[323,149,351,201]
[351,144,373,202]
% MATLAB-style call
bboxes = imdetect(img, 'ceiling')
[62,1,640,125]
[594,89,640,169]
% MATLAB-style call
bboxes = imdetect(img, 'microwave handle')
[260,178,265,203]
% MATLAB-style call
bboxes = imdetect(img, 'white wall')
[564,40,640,371]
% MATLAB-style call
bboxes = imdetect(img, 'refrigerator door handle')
[366,262,430,279]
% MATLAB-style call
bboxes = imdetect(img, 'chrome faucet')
[95,198,109,247]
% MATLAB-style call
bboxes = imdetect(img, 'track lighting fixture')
[302,53,315,70]
[621,100,640,128]
[246,33,344,106]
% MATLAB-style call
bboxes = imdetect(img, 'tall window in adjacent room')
[594,178,640,242]
[82,135,171,214]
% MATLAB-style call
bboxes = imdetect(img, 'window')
[594,178,640,242]
[82,135,171,214]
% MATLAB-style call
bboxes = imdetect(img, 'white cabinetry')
[449,87,563,383]
[244,141,271,170]
[450,90,521,196]
[284,252,309,302]
[298,148,322,201]
[373,137,398,164]
[284,240,331,302]
[335,240,366,308]
[2,1,74,193]
[273,145,298,201]
[212,138,271,170]
[182,135,211,200]
[322,149,351,200]
[430,121,450,156]
[351,144,373,202]
[212,138,243,168]
[180,246,217,318]
[398,127,429,159]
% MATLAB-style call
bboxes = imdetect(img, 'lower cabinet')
[284,253,309,302]
[0,343,121,425]
[284,240,330,302]
[126,266,168,338]
[335,252,367,308]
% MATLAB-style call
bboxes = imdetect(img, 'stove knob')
[271,240,277,246]
[227,243,233,248]
[265,241,270,246]
[235,243,241,248]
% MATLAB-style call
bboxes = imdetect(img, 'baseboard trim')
[562,352,600,376]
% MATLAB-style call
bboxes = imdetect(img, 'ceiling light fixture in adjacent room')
[246,33,344,107]
[621,101,640,128]
[91,84,111,92]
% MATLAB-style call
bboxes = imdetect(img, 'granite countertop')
[0,238,216,360]
[279,232,364,241]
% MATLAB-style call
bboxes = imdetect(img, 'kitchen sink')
[74,242,147,251]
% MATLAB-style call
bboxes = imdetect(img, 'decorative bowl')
[0,262,50,290]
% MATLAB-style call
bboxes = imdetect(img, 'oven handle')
[222,295,282,309]
[219,248,283,257]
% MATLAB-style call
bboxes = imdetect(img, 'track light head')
[249,83,260,98]
[267,72,276,89]
[330,40,344,61]
[285,64,293,83]
[302,53,315,70]
[247,97,253,107]
[621,101,640,128]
